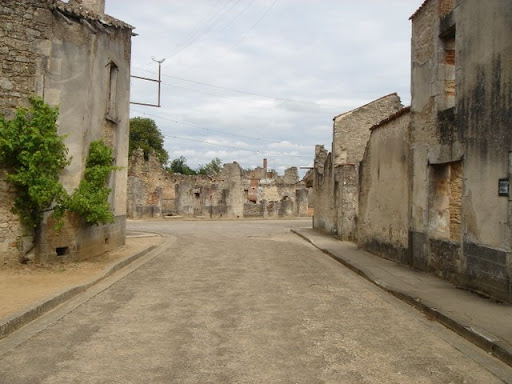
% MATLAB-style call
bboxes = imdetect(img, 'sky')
[104,0,422,176]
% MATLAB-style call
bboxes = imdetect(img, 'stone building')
[127,154,310,219]
[312,93,402,239]
[313,0,512,301]
[408,0,512,300]
[0,0,133,263]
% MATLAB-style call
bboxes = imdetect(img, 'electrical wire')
[130,67,340,110]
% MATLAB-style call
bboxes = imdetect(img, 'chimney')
[263,158,267,171]
[81,0,105,14]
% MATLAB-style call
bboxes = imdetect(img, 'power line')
[163,133,311,160]
[131,67,340,109]
[130,108,289,144]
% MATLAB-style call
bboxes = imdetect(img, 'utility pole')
[130,57,165,108]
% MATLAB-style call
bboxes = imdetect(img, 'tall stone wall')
[408,0,512,301]
[0,0,133,264]
[358,108,411,263]
[333,93,402,166]
[313,94,403,240]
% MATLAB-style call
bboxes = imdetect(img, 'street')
[0,219,508,383]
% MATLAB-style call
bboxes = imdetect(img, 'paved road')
[0,219,508,383]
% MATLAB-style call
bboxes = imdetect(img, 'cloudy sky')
[104,0,421,176]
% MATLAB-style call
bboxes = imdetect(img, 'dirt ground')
[0,235,161,320]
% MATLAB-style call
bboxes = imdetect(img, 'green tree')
[198,157,222,176]
[129,117,169,165]
[168,156,197,175]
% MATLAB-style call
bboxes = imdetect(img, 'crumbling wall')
[0,0,132,264]
[127,149,176,218]
[312,146,337,234]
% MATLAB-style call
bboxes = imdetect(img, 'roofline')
[332,92,399,121]
[49,0,135,30]
[370,106,411,131]
[410,0,432,20]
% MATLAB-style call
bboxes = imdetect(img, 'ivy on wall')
[0,97,118,231]
[0,97,69,230]
[68,140,118,225]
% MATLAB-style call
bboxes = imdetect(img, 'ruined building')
[0,0,133,263]
[313,0,512,302]
[127,153,310,219]
[312,93,403,239]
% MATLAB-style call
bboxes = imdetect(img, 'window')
[106,61,118,122]
[428,161,462,241]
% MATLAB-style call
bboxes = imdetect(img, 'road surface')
[0,219,509,383]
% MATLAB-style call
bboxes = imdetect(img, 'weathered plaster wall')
[314,95,403,240]
[455,0,512,298]
[0,0,132,264]
[358,108,411,263]
[410,0,512,300]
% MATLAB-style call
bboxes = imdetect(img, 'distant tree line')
[129,117,222,176]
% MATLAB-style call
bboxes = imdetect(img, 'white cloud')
[106,0,422,175]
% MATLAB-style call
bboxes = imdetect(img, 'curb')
[291,229,512,368]
[0,236,163,340]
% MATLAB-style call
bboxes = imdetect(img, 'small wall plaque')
[498,178,509,196]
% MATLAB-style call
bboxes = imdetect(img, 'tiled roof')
[370,106,411,131]
[410,0,432,20]
[47,0,134,30]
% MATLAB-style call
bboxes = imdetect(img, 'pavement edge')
[0,234,164,340]
[291,228,512,369]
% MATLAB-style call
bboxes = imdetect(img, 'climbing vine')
[0,97,118,230]
[68,140,118,225]
[0,97,69,230]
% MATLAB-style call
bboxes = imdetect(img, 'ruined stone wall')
[358,108,411,264]
[333,93,402,166]
[312,146,337,234]
[315,94,403,240]
[127,149,177,218]
[1,0,132,264]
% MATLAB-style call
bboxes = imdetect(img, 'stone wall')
[0,0,132,264]
[409,0,512,300]
[358,108,411,264]
[333,93,402,166]
[313,94,403,240]
[127,154,310,220]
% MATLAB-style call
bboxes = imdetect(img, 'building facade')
[0,0,133,263]
[313,0,512,301]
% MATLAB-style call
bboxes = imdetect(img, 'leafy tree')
[198,157,222,176]
[168,156,197,175]
[129,117,169,165]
